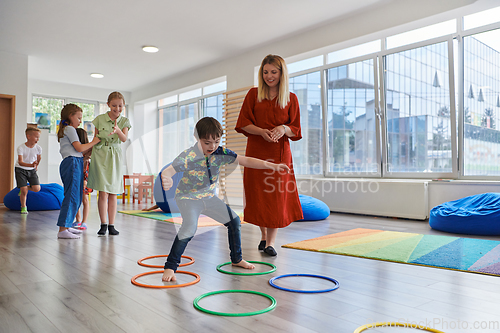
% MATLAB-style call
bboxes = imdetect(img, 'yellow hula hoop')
[354,322,445,333]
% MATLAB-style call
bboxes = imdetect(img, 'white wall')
[28,79,130,106]
[428,181,500,210]
[297,177,500,220]
[125,101,159,175]
[0,51,29,158]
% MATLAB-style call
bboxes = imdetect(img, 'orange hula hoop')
[137,254,195,268]
[131,270,200,289]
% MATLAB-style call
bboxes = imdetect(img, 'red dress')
[83,160,93,195]
[235,88,303,228]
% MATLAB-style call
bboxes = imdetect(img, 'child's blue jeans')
[164,196,242,272]
[57,156,83,228]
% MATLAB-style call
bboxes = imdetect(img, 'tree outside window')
[32,96,96,133]
[32,96,64,133]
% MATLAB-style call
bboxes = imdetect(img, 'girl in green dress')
[87,92,131,235]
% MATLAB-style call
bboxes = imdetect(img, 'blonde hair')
[107,91,125,104]
[57,104,82,142]
[25,127,41,136]
[257,54,290,109]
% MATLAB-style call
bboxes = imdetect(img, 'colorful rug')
[118,209,245,227]
[283,228,500,276]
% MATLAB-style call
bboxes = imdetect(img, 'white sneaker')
[58,230,80,239]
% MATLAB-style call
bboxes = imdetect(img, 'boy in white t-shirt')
[14,127,42,214]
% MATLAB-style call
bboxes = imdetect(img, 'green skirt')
[87,144,124,194]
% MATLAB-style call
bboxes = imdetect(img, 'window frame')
[322,53,383,178]
[458,21,500,180]
[156,86,226,171]
[31,94,101,134]
[378,35,458,179]
[288,69,324,176]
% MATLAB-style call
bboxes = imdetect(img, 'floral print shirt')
[172,144,237,200]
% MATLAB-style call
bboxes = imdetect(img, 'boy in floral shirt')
[161,117,290,282]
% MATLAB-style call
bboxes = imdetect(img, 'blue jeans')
[57,156,83,228]
[164,196,242,271]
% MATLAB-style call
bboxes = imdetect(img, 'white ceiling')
[1,0,389,92]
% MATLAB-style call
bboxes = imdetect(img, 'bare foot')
[162,269,177,282]
[142,205,158,212]
[232,259,255,270]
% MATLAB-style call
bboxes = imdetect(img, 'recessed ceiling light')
[90,73,104,79]
[142,46,159,53]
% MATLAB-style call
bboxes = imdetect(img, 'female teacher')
[235,54,303,256]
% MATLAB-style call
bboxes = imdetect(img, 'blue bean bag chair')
[297,194,330,221]
[154,163,182,213]
[3,183,64,211]
[429,193,500,235]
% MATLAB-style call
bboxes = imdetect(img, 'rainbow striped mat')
[118,209,245,227]
[283,228,500,276]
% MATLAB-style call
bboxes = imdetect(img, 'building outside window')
[463,28,500,176]
[384,41,452,174]
[326,58,378,175]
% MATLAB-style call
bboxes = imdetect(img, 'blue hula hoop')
[269,274,340,293]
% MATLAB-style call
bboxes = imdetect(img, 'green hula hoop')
[193,290,276,316]
[216,261,276,275]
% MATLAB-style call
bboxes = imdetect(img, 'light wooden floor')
[1,201,500,333]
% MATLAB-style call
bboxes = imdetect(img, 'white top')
[15,143,42,170]
[59,126,83,159]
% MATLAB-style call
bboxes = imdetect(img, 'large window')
[70,101,97,132]
[157,102,199,168]
[158,105,180,168]
[32,96,98,134]
[463,28,500,176]
[384,41,452,174]
[202,94,223,121]
[326,59,378,175]
[153,7,500,180]
[157,81,225,169]
[179,102,198,149]
[32,96,64,133]
[284,8,500,179]
[290,71,323,175]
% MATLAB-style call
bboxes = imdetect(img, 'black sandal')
[258,240,266,251]
[264,246,277,256]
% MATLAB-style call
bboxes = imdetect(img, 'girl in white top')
[56,104,100,239]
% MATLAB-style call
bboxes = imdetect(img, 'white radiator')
[298,179,429,220]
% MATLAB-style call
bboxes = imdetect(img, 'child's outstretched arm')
[236,155,290,173]
[160,165,176,190]
[72,136,100,153]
